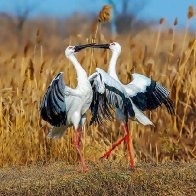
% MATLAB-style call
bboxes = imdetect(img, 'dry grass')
[0,8,195,168]
[0,161,195,195]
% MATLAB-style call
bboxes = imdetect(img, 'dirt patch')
[0,161,195,195]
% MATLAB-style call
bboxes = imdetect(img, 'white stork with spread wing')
[40,44,95,171]
[40,43,136,171]
[88,42,174,168]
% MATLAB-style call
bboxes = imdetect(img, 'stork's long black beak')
[74,43,96,52]
[89,43,110,49]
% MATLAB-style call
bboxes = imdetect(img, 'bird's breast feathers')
[79,86,93,114]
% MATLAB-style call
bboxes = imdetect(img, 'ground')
[0,161,195,195]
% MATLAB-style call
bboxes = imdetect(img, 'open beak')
[74,43,96,52]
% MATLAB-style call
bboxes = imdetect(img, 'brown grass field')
[0,161,195,195]
[0,5,195,195]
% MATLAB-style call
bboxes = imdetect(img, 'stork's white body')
[40,42,174,171]
[47,51,93,138]
[64,53,93,127]
[40,45,94,171]
[107,43,153,126]
[90,42,174,168]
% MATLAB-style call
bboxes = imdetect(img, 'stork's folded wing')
[89,69,135,125]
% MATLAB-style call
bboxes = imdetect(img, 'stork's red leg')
[101,135,127,159]
[123,124,135,168]
[74,128,88,171]
[101,123,135,169]
[101,123,128,159]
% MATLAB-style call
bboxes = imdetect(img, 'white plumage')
[40,44,94,171]
[126,73,152,96]
[40,43,138,171]
[89,42,174,168]
[40,42,174,171]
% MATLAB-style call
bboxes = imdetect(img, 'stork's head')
[65,46,75,57]
[109,42,121,54]
[65,43,96,57]
[89,42,121,54]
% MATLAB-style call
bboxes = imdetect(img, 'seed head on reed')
[39,61,45,76]
[28,59,34,80]
[188,39,196,49]
[172,43,176,53]
[98,5,112,23]
[159,18,165,24]
[130,64,136,74]
[91,5,112,42]
[173,17,178,26]
[154,18,165,55]
[36,28,42,44]
[24,43,31,58]
[22,67,28,94]
[187,6,195,19]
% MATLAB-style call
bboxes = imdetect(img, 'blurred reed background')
[0,5,195,167]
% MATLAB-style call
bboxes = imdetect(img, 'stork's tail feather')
[154,83,175,115]
[163,98,175,115]
[131,101,154,126]
[48,126,67,139]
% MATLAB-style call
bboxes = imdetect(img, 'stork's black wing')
[40,72,67,127]
[89,69,135,125]
[125,73,174,115]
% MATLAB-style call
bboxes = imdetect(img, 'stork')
[40,43,95,171]
[89,42,174,168]
[40,43,132,171]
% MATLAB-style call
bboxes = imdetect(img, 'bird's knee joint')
[73,139,81,149]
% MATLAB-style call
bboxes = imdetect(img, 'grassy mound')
[0,161,195,195]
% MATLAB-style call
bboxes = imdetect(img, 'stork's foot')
[130,158,135,169]
[130,164,135,170]
[75,164,89,172]
[82,165,89,172]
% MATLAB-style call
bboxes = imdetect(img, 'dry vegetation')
[0,161,195,195]
[0,5,195,170]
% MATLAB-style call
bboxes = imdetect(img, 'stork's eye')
[68,46,73,49]
[111,43,115,45]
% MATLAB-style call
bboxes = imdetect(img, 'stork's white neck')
[108,51,120,82]
[68,54,88,85]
